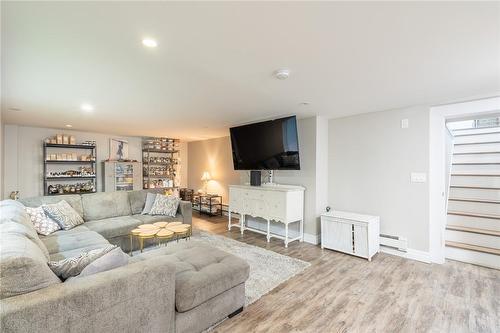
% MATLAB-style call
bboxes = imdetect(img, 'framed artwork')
[109,138,128,160]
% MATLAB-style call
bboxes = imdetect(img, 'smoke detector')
[274,69,290,80]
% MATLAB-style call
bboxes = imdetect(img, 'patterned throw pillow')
[48,245,116,280]
[25,206,61,236]
[42,200,84,230]
[149,194,180,217]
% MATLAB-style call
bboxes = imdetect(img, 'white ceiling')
[2,1,499,141]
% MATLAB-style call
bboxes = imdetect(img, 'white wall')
[187,136,240,203]
[3,124,188,198]
[328,106,430,252]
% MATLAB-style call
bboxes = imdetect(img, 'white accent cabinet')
[321,210,380,261]
[228,184,305,247]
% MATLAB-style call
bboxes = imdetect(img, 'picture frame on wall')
[109,138,128,161]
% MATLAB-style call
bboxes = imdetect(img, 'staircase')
[445,124,500,269]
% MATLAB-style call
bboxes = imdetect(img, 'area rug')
[190,231,311,305]
[137,230,311,306]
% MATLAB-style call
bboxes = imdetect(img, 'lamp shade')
[201,171,211,181]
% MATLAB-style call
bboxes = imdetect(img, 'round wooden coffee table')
[129,222,191,253]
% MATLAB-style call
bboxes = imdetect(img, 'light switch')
[411,172,427,183]
[401,119,409,129]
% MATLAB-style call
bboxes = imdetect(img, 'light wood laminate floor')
[192,215,500,333]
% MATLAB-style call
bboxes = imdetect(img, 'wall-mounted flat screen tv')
[230,115,300,170]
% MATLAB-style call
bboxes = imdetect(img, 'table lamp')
[201,171,211,194]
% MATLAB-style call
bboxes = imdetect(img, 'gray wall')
[328,106,430,251]
[3,124,188,198]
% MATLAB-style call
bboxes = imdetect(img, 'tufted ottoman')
[129,241,250,333]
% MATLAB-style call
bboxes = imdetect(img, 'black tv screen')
[230,116,300,170]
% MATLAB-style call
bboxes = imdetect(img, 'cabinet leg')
[228,211,231,231]
[300,219,304,242]
[240,214,245,235]
[285,224,288,248]
[266,219,270,242]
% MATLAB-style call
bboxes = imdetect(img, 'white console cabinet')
[228,184,305,247]
[321,211,380,261]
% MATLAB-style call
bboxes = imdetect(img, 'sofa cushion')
[68,247,130,281]
[128,190,148,215]
[141,192,157,215]
[48,245,116,280]
[81,192,132,221]
[41,229,109,255]
[25,206,61,235]
[19,195,84,218]
[0,233,61,299]
[129,242,250,312]
[43,200,84,230]
[149,194,180,217]
[132,214,183,224]
[85,216,142,240]
[0,200,50,260]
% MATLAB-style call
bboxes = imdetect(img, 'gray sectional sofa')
[0,190,250,333]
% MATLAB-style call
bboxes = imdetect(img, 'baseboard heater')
[379,234,408,253]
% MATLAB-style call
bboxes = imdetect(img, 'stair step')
[448,197,500,204]
[454,141,500,146]
[447,214,500,232]
[452,126,500,134]
[450,185,500,190]
[448,211,500,220]
[445,241,500,255]
[446,225,500,236]
[453,151,500,155]
[452,162,500,165]
[453,130,500,137]
[445,245,500,269]
[451,173,500,176]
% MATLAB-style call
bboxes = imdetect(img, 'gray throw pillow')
[42,200,84,230]
[141,193,157,215]
[48,245,116,280]
[65,247,129,282]
[149,194,180,217]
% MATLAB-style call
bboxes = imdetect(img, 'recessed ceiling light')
[299,102,310,106]
[65,124,73,128]
[142,38,158,48]
[80,103,94,112]
[274,69,290,80]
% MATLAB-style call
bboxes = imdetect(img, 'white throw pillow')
[25,206,61,236]
[149,194,180,217]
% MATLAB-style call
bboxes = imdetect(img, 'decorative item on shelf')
[201,171,211,194]
[44,134,77,145]
[81,140,96,146]
[47,181,95,195]
[46,166,95,178]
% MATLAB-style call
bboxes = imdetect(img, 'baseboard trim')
[303,233,320,245]
[380,246,431,264]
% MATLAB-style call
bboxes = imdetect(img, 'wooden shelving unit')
[43,143,97,195]
[142,137,181,190]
